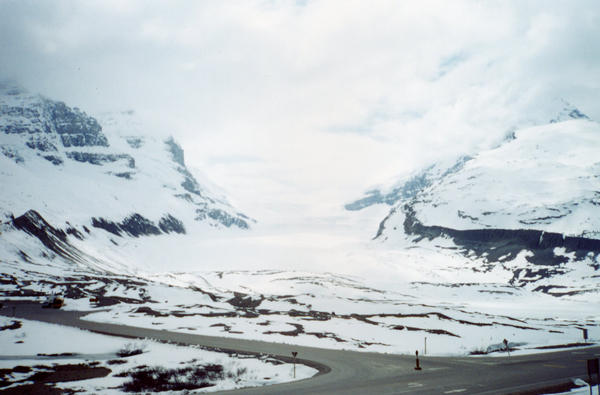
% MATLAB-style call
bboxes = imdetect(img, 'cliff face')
[0,84,254,274]
[400,205,600,286]
[1,83,108,153]
[0,83,252,231]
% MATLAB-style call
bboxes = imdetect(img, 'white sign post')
[292,351,298,378]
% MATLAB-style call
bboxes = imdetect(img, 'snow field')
[0,317,317,393]
[64,270,598,357]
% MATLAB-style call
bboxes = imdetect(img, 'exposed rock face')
[120,214,162,237]
[165,137,251,229]
[10,210,87,264]
[347,109,599,293]
[49,101,107,147]
[26,135,57,152]
[42,155,63,165]
[549,99,590,123]
[165,137,185,167]
[196,208,250,229]
[91,217,123,236]
[0,83,129,172]
[12,210,68,248]
[1,85,108,150]
[1,84,253,254]
[112,171,134,179]
[91,213,186,237]
[0,146,24,163]
[158,215,186,234]
[165,137,203,196]
[402,205,600,262]
[66,152,135,168]
[399,205,600,287]
[345,156,473,211]
[227,292,264,308]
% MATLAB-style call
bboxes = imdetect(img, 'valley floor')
[2,264,598,357]
[2,302,599,395]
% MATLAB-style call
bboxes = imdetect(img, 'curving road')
[1,300,598,394]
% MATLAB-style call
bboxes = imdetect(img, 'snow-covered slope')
[0,82,253,273]
[0,84,597,355]
[347,105,600,296]
[407,120,600,237]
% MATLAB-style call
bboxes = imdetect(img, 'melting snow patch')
[0,317,317,393]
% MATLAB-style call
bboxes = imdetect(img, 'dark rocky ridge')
[196,208,250,229]
[9,210,187,268]
[26,135,58,152]
[42,155,63,165]
[345,156,472,211]
[347,104,592,213]
[158,214,186,234]
[165,137,185,167]
[0,146,24,163]
[92,213,186,237]
[383,205,600,289]
[66,152,135,168]
[1,94,108,148]
[165,137,251,229]
[11,210,85,264]
[165,137,204,196]
[1,85,252,231]
[120,214,162,237]
[12,210,68,250]
[50,101,107,147]
[400,206,600,261]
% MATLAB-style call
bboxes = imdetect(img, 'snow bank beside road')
[0,317,317,393]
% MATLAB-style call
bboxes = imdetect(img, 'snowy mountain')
[347,104,600,296]
[0,82,253,273]
[0,85,597,358]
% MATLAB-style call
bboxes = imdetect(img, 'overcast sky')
[2,0,599,226]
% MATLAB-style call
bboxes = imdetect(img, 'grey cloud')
[1,0,599,223]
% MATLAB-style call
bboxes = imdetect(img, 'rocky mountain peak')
[1,85,253,250]
[549,98,590,123]
[0,85,109,152]
[165,137,185,167]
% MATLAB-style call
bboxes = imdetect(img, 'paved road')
[1,300,598,394]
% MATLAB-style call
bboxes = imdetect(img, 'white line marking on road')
[444,389,466,394]
[408,382,423,388]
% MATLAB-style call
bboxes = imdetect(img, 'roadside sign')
[582,328,588,341]
[588,359,599,376]
[291,352,298,378]
[587,359,599,395]
[503,339,510,358]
